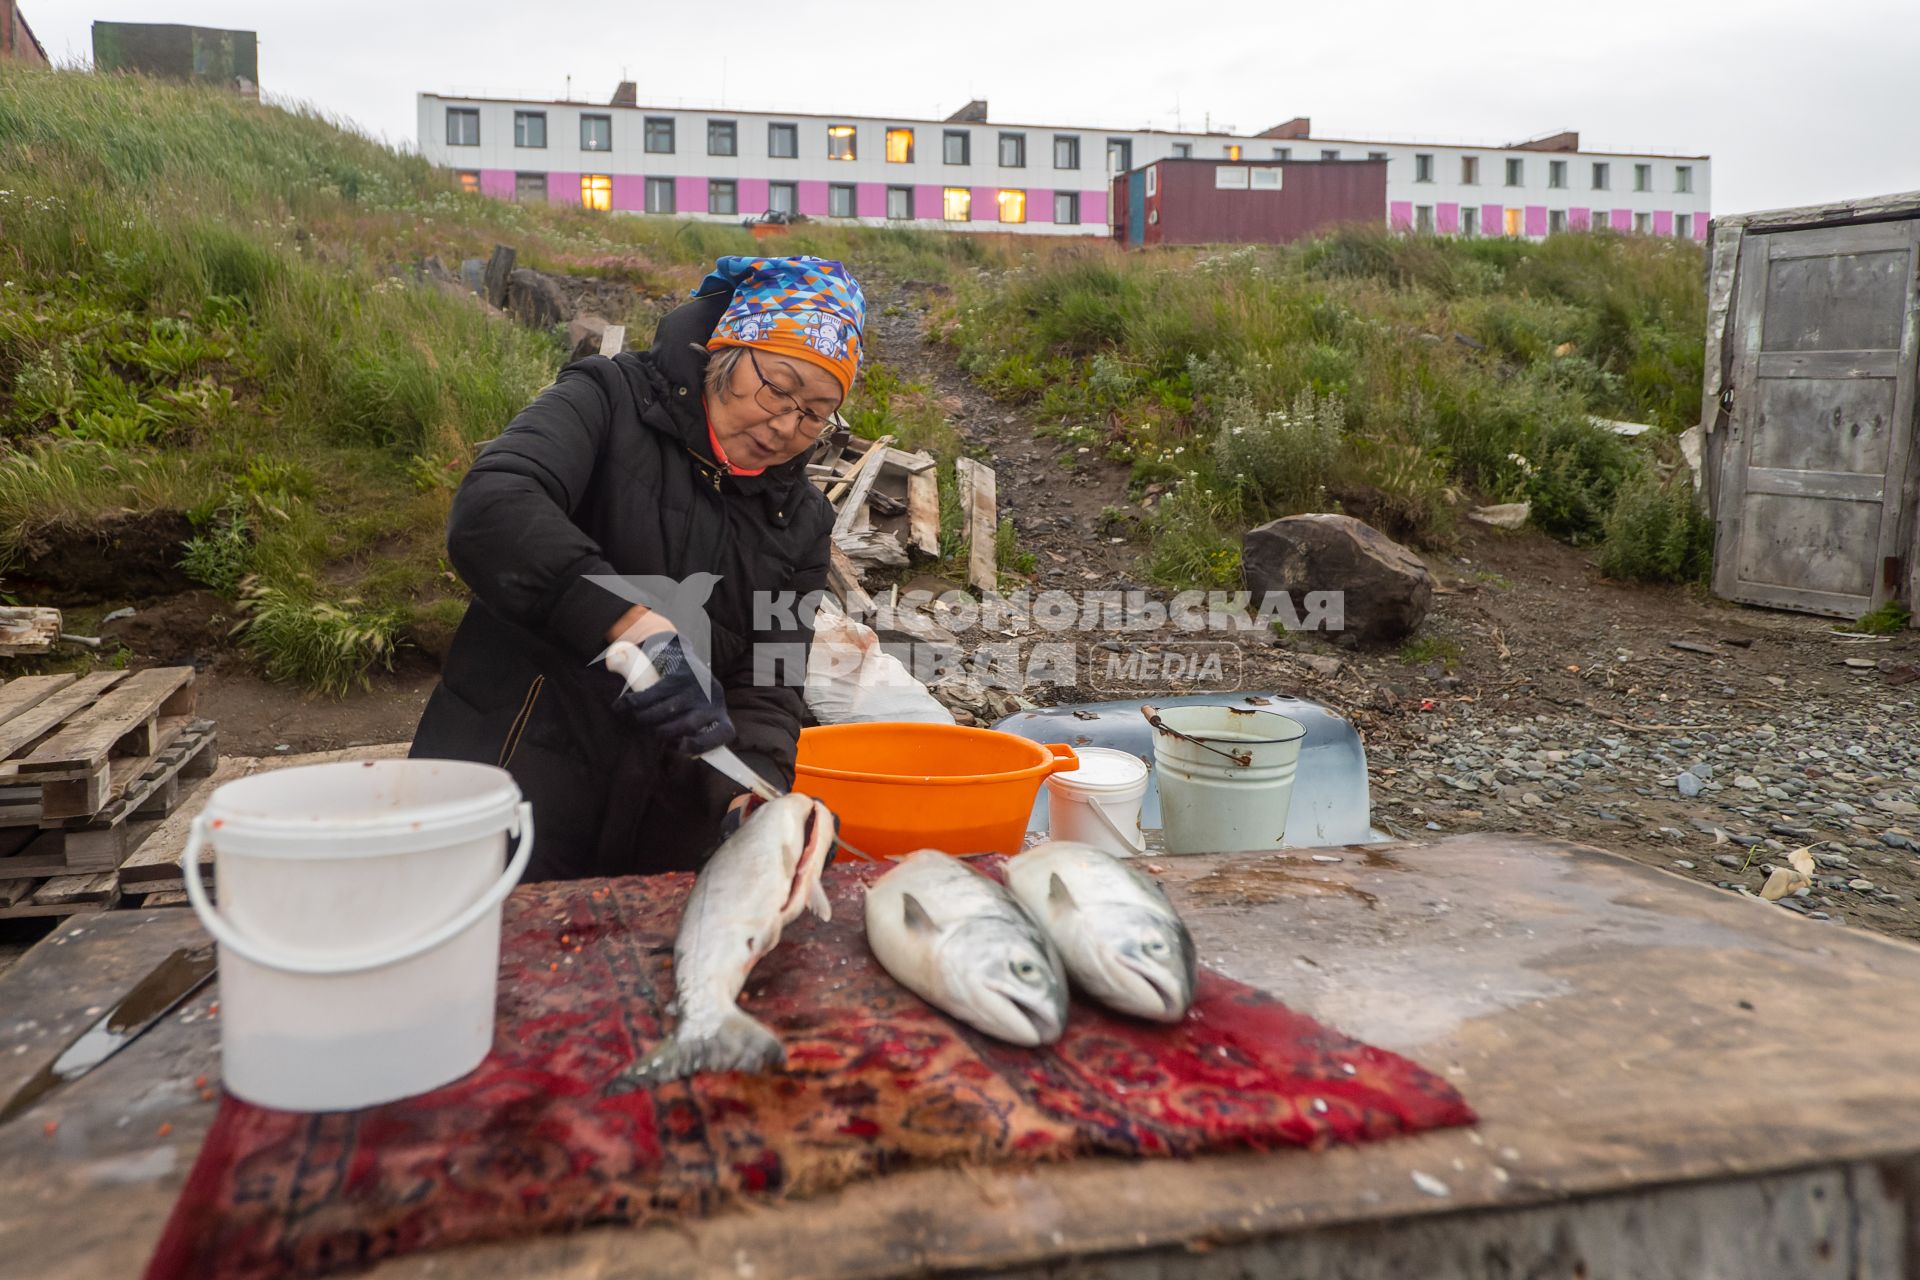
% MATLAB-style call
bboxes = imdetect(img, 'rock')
[1466,502,1529,530]
[483,243,517,308]
[566,312,610,362]
[505,267,573,328]
[1847,878,1876,892]
[1676,772,1704,798]
[460,257,486,295]
[1733,775,1760,790]
[1673,859,1695,870]
[1297,653,1344,678]
[1241,514,1433,646]
[1715,854,1744,869]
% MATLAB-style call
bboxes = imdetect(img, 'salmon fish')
[626,794,837,1083]
[864,849,1068,1046]
[1006,840,1196,1022]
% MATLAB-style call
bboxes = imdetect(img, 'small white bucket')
[1046,747,1150,856]
[183,759,533,1112]
[1149,706,1306,855]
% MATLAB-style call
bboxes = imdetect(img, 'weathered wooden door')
[1715,220,1920,617]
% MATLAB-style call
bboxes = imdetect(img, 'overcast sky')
[23,0,1920,214]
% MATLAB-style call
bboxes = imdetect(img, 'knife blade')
[0,942,216,1126]
[604,641,881,861]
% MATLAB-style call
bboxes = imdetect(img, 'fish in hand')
[864,850,1068,1047]
[624,793,838,1083]
[1006,840,1196,1022]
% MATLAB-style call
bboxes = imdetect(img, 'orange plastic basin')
[793,724,1079,860]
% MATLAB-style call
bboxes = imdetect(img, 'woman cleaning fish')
[410,256,866,880]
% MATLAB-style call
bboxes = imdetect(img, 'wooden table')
[2,835,1918,1279]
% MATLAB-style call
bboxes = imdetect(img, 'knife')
[605,641,880,860]
[0,942,216,1125]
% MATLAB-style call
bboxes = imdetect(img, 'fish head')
[1088,903,1198,1022]
[743,794,838,918]
[936,914,1068,1046]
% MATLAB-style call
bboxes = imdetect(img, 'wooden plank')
[1755,350,1899,379]
[0,871,117,918]
[884,447,937,476]
[1719,190,1920,233]
[1743,468,1886,502]
[955,456,998,594]
[1763,219,1911,259]
[40,715,199,820]
[597,324,626,357]
[12,668,193,774]
[907,466,941,560]
[34,768,107,822]
[0,876,37,908]
[0,672,126,767]
[0,608,62,656]
[0,674,77,727]
[0,830,69,881]
[136,890,187,908]
[829,434,895,537]
[824,542,876,618]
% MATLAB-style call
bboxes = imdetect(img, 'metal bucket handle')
[1140,704,1254,769]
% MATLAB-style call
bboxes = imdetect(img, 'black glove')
[614,630,736,757]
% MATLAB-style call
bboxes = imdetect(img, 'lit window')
[514,111,546,148]
[999,132,1025,167]
[580,114,612,152]
[886,186,913,219]
[1054,135,1080,169]
[1054,191,1079,224]
[1505,157,1524,186]
[827,126,856,161]
[1548,160,1567,189]
[1549,209,1566,234]
[709,179,737,215]
[997,189,1026,223]
[1320,149,1340,161]
[708,120,737,157]
[828,184,855,217]
[644,117,674,154]
[1415,205,1433,232]
[1634,212,1651,234]
[768,123,797,158]
[767,181,796,214]
[944,130,970,164]
[580,173,611,212]
[1461,205,1479,236]
[942,187,971,221]
[446,108,479,146]
[1675,165,1694,193]
[1414,153,1433,182]
[645,176,674,214]
[1172,143,1192,158]
[457,170,480,194]
[1676,213,1693,239]
[1503,207,1522,236]
[1591,162,1609,191]
[1225,144,1242,161]
[885,128,914,163]
[1634,163,1651,192]
[514,172,545,202]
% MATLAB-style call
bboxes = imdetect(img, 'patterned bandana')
[695,255,866,396]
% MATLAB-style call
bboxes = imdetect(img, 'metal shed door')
[1716,220,1920,617]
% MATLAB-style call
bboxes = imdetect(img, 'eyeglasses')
[744,348,838,441]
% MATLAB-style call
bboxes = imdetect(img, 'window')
[1172,143,1192,158]
[1592,209,1610,230]
[827,125,856,161]
[1461,205,1479,236]
[885,128,914,163]
[768,122,797,159]
[1320,149,1340,161]
[1591,162,1609,191]
[1548,160,1567,189]
[580,173,611,212]
[1676,213,1693,239]
[709,179,737,215]
[1369,150,1388,161]
[644,117,674,154]
[1225,144,1242,161]
[942,187,971,221]
[828,184,855,217]
[446,107,479,146]
[767,181,796,215]
[1675,165,1694,193]
[1054,135,1080,169]
[1145,165,1157,196]
[1634,163,1651,192]
[997,189,1026,223]
[1549,209,1567,234]
[1633,212,1651,234]
[1272,146,1291,161]
[514,172,546,202]
[1461,156,1479,185]
[1054,191,1079,224]
[1504,207,1522,236]
[1505,157,1524,186]
[580,114,611,152]
[456,170,480,194]
[1415,205,1434,232]
[644,176,675,214]
[708,120,737,157]
[514,110,546,148]
[1107,138,1132,172]
[886,186,913,220]
[944,130,970,165]
[999,132,1025,167]
[1414,153,1434,182]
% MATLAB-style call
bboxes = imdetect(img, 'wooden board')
[597,325,626,357]
[0,727,215,880]
[954,456,998,594]
[0,608,62,656]
[825,542,876,618]
[7,836,1920,1279]
[38,716,197,820]
[0,672,126,767]
[0,674,77,728]
[9,667,195,776]
[0,871,119,919]
[830,434,895,538]
[906,466,941,560]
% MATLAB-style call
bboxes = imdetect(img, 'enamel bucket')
[1149,706,1306,855]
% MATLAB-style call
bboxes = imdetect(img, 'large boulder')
[566,313,610,362]
[1242,513,1432,646]
[505,267,572,329]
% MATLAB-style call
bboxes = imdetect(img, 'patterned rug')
[146,859,1473,1279]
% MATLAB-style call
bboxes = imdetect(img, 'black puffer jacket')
[409,290,833,880]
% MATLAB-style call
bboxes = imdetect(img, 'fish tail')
[626,1008,785,1085]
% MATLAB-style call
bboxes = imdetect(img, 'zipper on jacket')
[498,675,545,768]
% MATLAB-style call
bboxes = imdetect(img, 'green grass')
[1849,601,1912,636]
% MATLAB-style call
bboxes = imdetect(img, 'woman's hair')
[704,345,750,402]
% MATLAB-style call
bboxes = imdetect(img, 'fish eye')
[1012,960,1041,983]
[1144,938,1170,957]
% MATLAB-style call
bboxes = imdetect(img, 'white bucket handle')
[1080,790,1144,852]
[182,802,535,977]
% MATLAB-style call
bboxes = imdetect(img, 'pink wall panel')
[676,176,707,215]
[972,186,998,223]
[1481,203,1504,234]
[797,181,830,217]
[546,172,579,206]
[609,174,645,212]
[1029,188,1055,223]
[1436,202,1459,234]
[478,169,515,200]
[1389,200,1413,231]
[1525,205,1547,237]
[856,182,886,218]
[1568,207,1590,230]
[1694,215,1710,241]
[916,184,947,222]
[1081,188,1108,225]
[1653,210,1674,236]
[1613,208,1633,231]
[738,177,769,214]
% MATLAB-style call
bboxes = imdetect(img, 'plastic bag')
[805,600,954,725]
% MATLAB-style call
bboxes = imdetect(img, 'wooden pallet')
[0,668,197,821]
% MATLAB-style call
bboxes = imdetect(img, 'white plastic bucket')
[1149,706,1306,855]
[183,759,533,1112]
[1046,747,1150,856]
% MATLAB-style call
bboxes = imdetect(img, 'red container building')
[1110,158,1387,247]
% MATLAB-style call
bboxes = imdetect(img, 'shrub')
[1145,477,1244,589]
[180,508,254,593]
[1212,387,1345,515]
[234,579,404,697]
[1597,468,1712,583]
[1522,417,1638,544]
